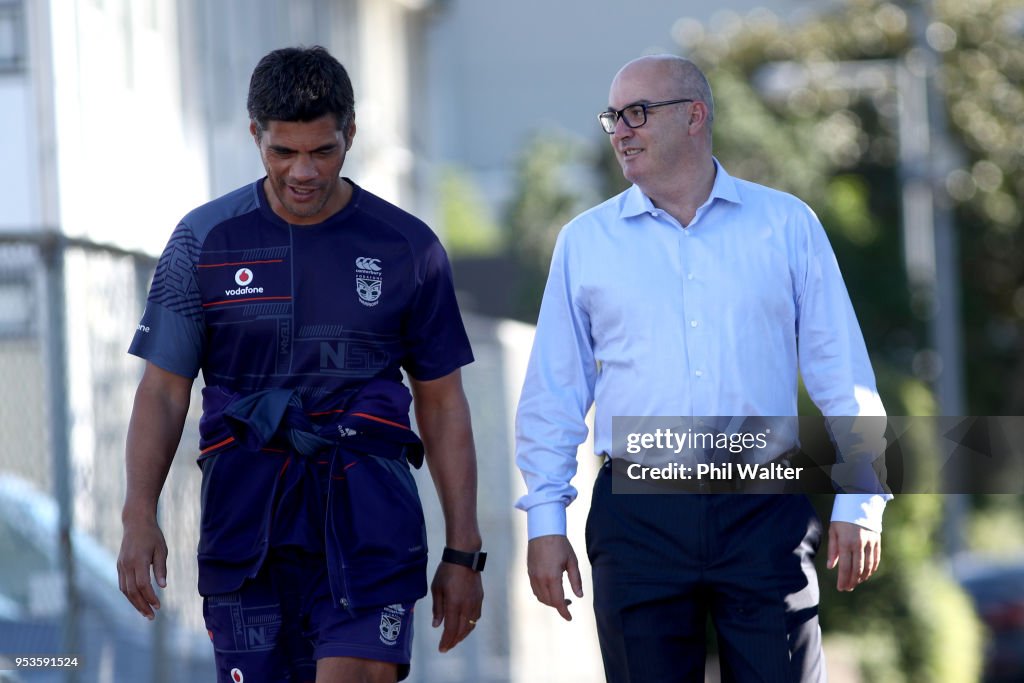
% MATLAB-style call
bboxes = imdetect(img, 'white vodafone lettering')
[224,286,265,296]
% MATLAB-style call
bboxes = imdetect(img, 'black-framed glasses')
[598,98,694,134]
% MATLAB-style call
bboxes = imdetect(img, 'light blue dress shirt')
[515,160,891,539]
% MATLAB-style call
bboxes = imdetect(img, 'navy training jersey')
[129,178,474,412]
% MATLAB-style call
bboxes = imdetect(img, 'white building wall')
[48,0,208,254]
[1,0,45,231]
[0,79,39,228]
[349,0,416,208]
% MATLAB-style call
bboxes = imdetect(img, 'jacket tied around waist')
[194,378,428,613]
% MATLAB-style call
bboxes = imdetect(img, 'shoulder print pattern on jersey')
[148,224,203,322]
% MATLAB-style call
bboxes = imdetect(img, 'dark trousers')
[586,462,826,683]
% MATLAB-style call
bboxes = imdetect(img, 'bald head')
[606,54,716,205]
[612,55,715,127]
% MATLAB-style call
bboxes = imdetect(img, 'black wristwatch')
[442,546,487,572]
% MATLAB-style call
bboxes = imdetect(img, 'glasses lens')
[622,105,646,128]
[598,112,617,134]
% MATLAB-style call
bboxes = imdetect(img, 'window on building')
[0,244,37,339]
[0,1,25,73]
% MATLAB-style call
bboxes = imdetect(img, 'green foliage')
[825,565,983,683]
[937,0,1024,414]
[437,166,503,258]
[838,632,903,683]
[968,495,1024,553]
[708,67,832,200]
[505,134,593,274]
[826,175,881,247]
[503,134,597,320]
[909,565,984,683]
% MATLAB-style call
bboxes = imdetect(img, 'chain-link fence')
[0,233,213,682]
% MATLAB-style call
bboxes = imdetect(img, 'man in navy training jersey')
[515,55,891,682]
[118,46,485,683]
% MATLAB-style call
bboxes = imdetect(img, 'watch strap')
[442,546,487,572]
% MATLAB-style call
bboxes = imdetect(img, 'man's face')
[607,61,694,188]
[252,114,355,225]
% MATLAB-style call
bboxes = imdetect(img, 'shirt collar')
[619,157,742,220]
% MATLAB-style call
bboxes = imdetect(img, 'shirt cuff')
[830,493,891,533]
[526,501,568,540]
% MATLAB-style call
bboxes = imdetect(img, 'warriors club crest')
[355,257,383,307]
[379,604,405,645]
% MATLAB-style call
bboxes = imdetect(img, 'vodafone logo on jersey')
[230,668,244,682]
[235,268,254,286]
[225,267,264,296]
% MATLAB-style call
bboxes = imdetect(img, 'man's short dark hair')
[247,46,355,136]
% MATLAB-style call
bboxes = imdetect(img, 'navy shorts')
[203,549,415,683]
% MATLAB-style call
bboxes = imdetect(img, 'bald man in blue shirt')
[515,55,890,682]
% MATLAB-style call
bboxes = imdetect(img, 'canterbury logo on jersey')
[355,257,381,272]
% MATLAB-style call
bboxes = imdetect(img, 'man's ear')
[249,120,260,145]
[345,118,357,151]
[688,102,709,134]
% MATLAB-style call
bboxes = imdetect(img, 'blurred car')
[953,553,1024,683]
[0,655,24,683]
[0,473,214,683]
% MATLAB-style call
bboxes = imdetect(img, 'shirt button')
[695,370,704,377]
[687,273,695,280]
[690,320,699,328]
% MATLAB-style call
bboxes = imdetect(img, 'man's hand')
[118,362,192,620]
[430,561,484,653]
[117,515,168,620]
[527,534,583,621]
[827,520,882,591]
[409,370,484,653]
